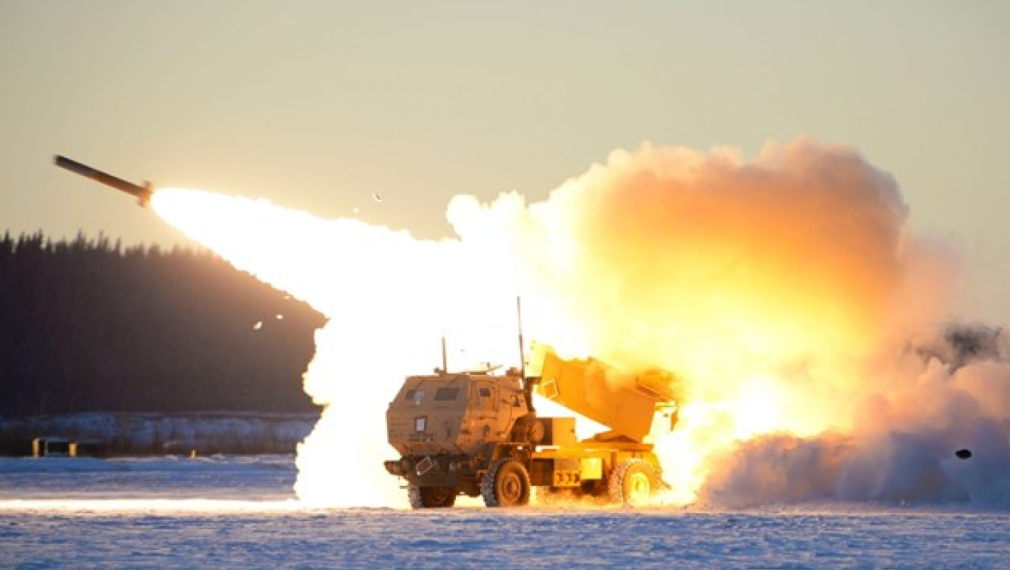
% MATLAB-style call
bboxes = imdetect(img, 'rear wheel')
[481,459,531,507]
[608,459,657,506]
[408,484,457,508]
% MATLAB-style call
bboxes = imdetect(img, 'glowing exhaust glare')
[151,187,526,507]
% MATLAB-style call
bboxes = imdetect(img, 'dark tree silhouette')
[0,231,326,416]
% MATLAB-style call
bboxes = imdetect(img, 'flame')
[147,138,1009,509]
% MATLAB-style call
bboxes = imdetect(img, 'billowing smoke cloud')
[449,138,1007,507]
[153,137,1009,509]
[451,139,943,421]
[698,325,1010,507]
[698,326,1010,508]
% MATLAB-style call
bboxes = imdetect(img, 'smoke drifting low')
[153,137,1010,509]
[699,326,1010,508]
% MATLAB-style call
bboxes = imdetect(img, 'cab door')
[471,379,499,440]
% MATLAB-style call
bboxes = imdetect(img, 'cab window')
[472,383,497,411]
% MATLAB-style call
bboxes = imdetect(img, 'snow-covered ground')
[2,455,1007,569]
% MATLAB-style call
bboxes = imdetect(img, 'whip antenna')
[517,296,526,378]
[441,335,448,375]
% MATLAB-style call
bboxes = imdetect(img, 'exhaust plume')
[151,137,1009,508]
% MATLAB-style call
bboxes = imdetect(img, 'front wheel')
[608,459,657,507]
[408,484,457,508]
[481,459,531,507]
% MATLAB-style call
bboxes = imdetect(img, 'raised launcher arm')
[526,344,679,443]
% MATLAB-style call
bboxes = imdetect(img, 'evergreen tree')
[0,232,325,416]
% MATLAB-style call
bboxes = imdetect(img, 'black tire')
[608,459,657,506]
[481,459,531,507]
[408,484,457,508]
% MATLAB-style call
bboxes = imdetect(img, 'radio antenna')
[517,296,526,378]
[441,335,448,375]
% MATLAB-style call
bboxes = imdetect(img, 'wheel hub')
[627,472,651,503]
[501,473,521,502]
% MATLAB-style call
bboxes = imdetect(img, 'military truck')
[384,344,679,508]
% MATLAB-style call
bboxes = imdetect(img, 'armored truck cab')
[386,371,530,459]
[385,369,535,507]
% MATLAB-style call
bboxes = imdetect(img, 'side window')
[405,390,425,405]
[473,383,497,411]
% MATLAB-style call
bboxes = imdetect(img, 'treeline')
[0,232,326,417]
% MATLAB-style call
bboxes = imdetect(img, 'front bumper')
[384,454,482,486]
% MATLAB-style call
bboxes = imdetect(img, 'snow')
[0,455,296,501]
[2,456,1008,569]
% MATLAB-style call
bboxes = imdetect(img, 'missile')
[53,154,154,207]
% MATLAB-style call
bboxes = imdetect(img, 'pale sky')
[2,1,1008,322]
